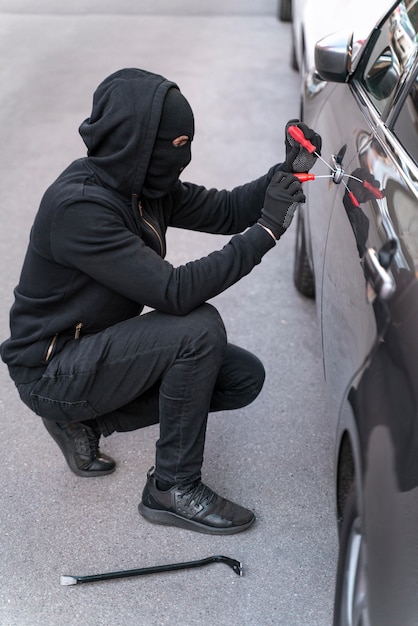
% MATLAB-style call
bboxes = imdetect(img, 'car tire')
[278,0,292,22]
[333,485,368,626]
[291,37,299,72]
[293,206,315,297]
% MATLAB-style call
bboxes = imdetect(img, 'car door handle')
[362,245,396,301]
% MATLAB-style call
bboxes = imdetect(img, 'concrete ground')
[0,2,337,625]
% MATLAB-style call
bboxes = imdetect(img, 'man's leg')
[138,343,264,534]
[100,343,265,431]
[19,304,261,533]
[100,343,265,482]
[21,304,225,477]
[210,343,266,412]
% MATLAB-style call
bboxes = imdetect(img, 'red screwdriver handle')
[288,125,316,154]
[293,173,315,182]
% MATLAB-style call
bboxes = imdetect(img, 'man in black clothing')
[1,68,321,535]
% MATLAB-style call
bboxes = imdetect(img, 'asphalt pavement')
[0,2,337,625]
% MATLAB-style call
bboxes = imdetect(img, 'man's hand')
[258,171,305,239]
[285,119,322,173]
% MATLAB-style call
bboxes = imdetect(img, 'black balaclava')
[142,87,194,199]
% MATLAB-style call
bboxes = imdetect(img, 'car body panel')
[296,0,418,622]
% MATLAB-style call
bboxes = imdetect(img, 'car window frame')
[386,54,418,129]
[350,0,418,124]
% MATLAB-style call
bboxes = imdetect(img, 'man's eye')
[173,136,189,148]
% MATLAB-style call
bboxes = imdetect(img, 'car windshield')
[359,0,418,116]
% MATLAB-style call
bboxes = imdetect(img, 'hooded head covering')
[78,68,193,200]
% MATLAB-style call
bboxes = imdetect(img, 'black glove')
[258,171,306,239]
[285,119,322,173]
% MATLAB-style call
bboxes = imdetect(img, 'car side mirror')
[314,31,354,83]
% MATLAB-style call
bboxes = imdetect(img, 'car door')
[320,2,418,623]
[320,1,417,426]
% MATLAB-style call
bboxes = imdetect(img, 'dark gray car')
[293,1,418,623]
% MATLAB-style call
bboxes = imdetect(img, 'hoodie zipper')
[137,199,165,257]
[45,333,58,362]
[44,322,82,363]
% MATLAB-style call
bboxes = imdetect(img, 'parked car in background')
[279,0,317,71]
[292,0,418,623]
[278,0,292,22]
[279,0,394,74]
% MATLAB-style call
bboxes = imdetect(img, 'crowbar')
[60,554,242,586]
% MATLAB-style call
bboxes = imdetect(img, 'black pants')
[17,304,265,485]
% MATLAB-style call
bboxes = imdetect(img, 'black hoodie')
[1,68,280,382]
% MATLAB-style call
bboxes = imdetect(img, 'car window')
[357,0,418,115]
[392,72,418,161]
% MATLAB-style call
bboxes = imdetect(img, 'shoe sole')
[138,502,255,535]
[67,464,116,478]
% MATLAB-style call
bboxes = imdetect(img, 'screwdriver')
[293,173,334,182]
[288,125,384,200]
[288,125,333,171]
[296,173,384,206]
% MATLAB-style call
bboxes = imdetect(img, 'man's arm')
[169,163,285,235]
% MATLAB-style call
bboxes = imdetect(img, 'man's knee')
[210,345,265,411]
[239,350,265,406]
[184,303,227,356]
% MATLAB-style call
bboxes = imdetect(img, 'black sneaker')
[42,419,116,477]
[138,468,255,535]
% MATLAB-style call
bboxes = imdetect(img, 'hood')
[79,68,177,198]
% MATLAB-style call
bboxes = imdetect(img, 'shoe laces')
[70,425,99,457]
[181,481,217,508]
